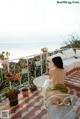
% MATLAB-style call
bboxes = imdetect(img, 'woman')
[42,56,68,105]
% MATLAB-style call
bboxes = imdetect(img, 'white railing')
[0,52,49,100]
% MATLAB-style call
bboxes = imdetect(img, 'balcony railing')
[0,51,51,101]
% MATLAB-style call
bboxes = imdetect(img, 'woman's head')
[52,56,64,69]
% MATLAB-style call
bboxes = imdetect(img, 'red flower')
[24,64,32,68]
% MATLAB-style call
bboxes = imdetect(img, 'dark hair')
[52,56,64,69]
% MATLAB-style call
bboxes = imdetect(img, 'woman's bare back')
[49,68,65,85]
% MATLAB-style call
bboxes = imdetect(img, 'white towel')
[43,79,53,89]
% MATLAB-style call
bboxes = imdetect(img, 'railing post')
[7,59,10,73]
[40,54,43,75]
[9,81,12,89]
[0,68,3,81]
[19,76,22,87]
[46,52,48,73]
[27,57,30,87]
[34,67,36,78]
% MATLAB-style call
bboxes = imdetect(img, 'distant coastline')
[0,41,64,59]
[0,47,58,60]
[0,34,75,59]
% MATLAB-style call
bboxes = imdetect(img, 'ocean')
[0,34,69,59]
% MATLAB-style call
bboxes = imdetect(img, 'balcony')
[0,48,80,118]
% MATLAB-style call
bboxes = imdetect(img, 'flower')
[24,64,32,68]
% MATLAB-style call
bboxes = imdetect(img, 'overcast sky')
[0,0,80,42]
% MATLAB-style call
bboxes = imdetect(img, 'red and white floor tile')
[0,70,80,119]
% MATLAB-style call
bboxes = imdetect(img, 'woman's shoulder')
[49,67,65,75]
[53,68,65,74]
[49,67,55,72]
[49,68,55,75]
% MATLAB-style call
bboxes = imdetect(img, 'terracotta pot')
[5,89,20,107]
[22,88,28,97]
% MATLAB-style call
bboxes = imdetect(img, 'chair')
[45,94,76,119]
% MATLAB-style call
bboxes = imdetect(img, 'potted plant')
[22,87,29,97]
[28,78,37,93]
[4,70,20,107]
[5,88,20,107]
[29,84,37,93]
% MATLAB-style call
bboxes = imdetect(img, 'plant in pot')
[22,87,29,97]
[5,72,20,107]
[29,84,37,93]
[5,87,20,107]
[29,79,37,93]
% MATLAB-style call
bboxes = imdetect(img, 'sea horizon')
[0,43,64,60]
[0,33,78,60]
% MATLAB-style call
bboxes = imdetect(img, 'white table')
[33,75,49,88]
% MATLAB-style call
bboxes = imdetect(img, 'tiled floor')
[65,70,80,92]
[0,91,47,119]
[0,70,80,119]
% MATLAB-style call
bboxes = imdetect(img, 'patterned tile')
[1,70,80,119]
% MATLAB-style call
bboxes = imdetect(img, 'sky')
[0,0,80,42]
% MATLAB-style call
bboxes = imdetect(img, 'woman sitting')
[42,56,69,105]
